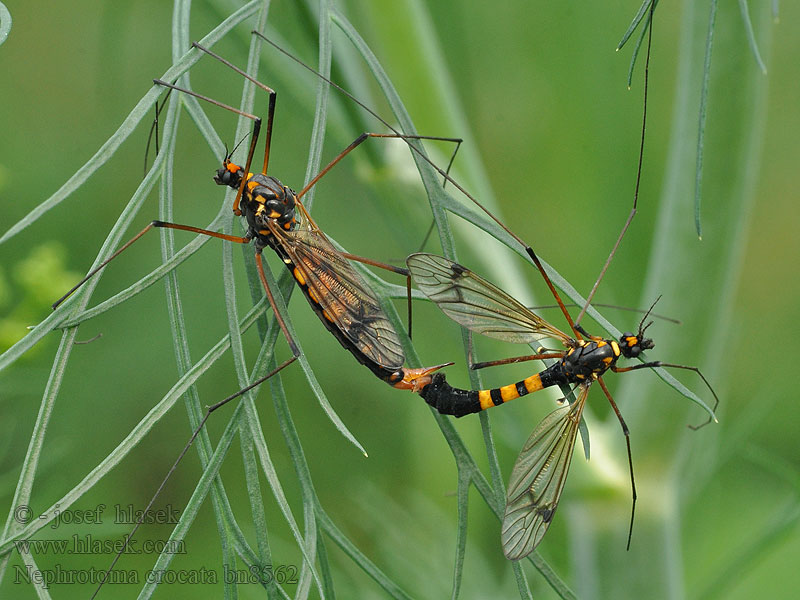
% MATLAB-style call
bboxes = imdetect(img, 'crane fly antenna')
[228,132,251,161]
[637,295,661,337]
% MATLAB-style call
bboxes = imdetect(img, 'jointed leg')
[53,220,252,310]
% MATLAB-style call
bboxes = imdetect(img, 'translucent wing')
[407,252,571,345]
[272,218,405,369]
[501,384,589,560]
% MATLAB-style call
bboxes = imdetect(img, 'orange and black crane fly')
[209,159,448,390]
[407,252,718,560]
[54,40,452,392]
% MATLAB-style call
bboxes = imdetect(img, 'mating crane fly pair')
[52,18,717,573]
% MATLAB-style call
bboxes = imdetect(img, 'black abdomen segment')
[419,363,565,417]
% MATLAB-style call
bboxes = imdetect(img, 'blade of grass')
[210,6,282,595]
[681,0,771,496]
[586,0,771,593]
[0,0,262,246]
[17,550,52,600]
[0,329,77,585]
[153,2,246,594]
[0,300,268,556]
[738,0,768,74]
[694,0,718,238]
[315,506,414,600]
[451,468,470,599]
[618,0,654,50]
[134,398,244,600]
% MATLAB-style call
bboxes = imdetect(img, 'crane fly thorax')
[214,161,298,233]
[562,339,621,380]
[242,174,297,229]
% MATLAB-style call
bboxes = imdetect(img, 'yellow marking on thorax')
[611,341,621,356]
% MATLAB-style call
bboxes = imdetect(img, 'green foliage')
[0,0,793,599]
[0,242,80,353]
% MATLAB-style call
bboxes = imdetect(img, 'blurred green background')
[1,0,798,598]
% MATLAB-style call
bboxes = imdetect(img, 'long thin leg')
[597,376,637,551]
[74,333,103,345]
[471,352,565,371]
[52,221,252,309]
[144,90,172,175]
[254,250,300,357]
[574,1,655,328]
[415,219,437,253]
[52,219,304,369]
[611,360,720,429]
[221,35,580,359]
[255,30,586,339]
[529,302,681,325]
[338,252,409,276]
[152,78,263,217]
[297,132,464,200]
[416,137,464,250]
[190,42,277,177]
[524,246,580,337]
[254,30,537,252]
[161,42,278,215]
[91,356,296,599]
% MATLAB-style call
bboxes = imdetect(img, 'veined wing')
[501,384,589,560]
[272,220,405,369]
[407,253,571,346]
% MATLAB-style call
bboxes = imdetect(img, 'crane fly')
[408,252,718,559]
[52,36,461,596]
[52,41,459,391]
[405,2,718,560]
